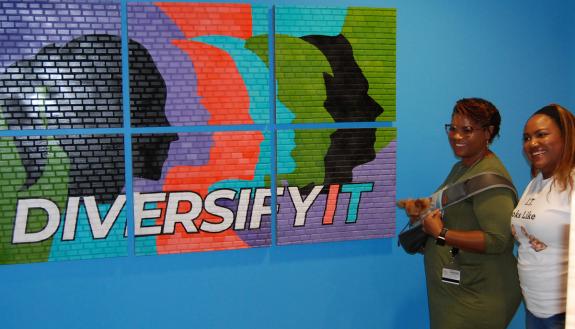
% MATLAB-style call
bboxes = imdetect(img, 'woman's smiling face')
[447,113,492,166]
[523,114,564,179]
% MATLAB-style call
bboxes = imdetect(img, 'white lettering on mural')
[85,195,126,239]
[233,188,252,230]
[201,189,235,233]
[290,186,323,227]
[164,192,203,234]
[134,192,165,236]
[13,198,61,243]
[11,183,374,244]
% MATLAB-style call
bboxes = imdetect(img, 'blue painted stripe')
[0,128,125,137]
[121,0,134,256]
[269,6,277,246]
[252,6,269,37]
[275,7,347,37]
[0,125,268,137]
[0,121,394,137]
[276,121,395,130]
[49,204,128,261]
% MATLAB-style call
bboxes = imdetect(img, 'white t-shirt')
[511,172,572,318]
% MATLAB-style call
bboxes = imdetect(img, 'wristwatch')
[436,227,448,246]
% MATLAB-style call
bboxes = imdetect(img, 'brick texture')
[0,2,396,263]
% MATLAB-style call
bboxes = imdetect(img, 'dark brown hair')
[530,104,575,193]
[453,98,501,144]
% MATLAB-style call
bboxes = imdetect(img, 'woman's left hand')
[421,209,443,238]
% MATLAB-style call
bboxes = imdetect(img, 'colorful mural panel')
[272,7,396,244]
[0,132,130,263]
[273,7,396,124]
[276,128,396,245]
[128,3,272,255]
[0,0,126,264]
[133,131,272,255]
[127,2,269,126]
[0,1,395,264]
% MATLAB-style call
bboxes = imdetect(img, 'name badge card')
[441,268,461,285]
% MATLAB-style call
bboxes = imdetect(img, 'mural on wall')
[247,7,396,244]
[128,3,272,255]
[0,0,126,264]
[0,1,395,264]
[0,1,273,263]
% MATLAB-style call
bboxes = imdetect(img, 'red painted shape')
[172,40,252,125]
[150,3,260,253]
[156,3,253,40]
[322,184,340,225]
[156,131,264,253]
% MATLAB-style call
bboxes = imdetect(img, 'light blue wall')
[0,1,572,328]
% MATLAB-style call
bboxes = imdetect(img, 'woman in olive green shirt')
[421,98,521,329]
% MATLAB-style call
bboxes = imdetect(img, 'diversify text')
[12,183,374,243]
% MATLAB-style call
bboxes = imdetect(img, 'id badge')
[441,265,461,285]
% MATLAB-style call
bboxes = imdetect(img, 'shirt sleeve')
[472,187,517,254]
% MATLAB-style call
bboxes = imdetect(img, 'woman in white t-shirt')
[512,104,575,329]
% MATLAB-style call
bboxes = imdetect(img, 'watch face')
[436,228,447,246]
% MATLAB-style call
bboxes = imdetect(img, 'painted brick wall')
[0,0,124,264]
[128,3,272,256]
[0,1,396,264]
[0,0,121,68]
[273,7,396,244]
[132,131,272,255]
[276,128,396,244]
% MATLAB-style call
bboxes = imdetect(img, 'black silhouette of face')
[0,34,177,202]
[300,34,383,190]
[128,38,178,181]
